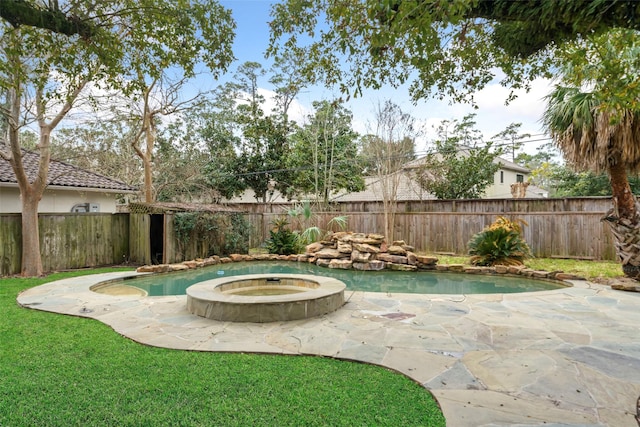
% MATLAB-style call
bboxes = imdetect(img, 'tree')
[233,62,295,202]
[542,30,640,278]
[200,93,246,201]
[0,0,96,38]
[362,100,416,241]
[515,142,559,171]
[269,49,310,125]
[0,1,235,276]
[287,100,364,205]
[269,0,640,276]
[514,142,563,194]
[515,142,640,198]
[268,1,640,103]
[415,115,501,199]
[155,111,217,203]
[203,62,292,203]
[1,25,93,277]
[492,123,531,162]
[552,169,627,197]
[125,74,206,203]
[51,120,142,190]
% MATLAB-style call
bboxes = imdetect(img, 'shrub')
[287,200,348,246]
[468,216,532,266]
[265,217,300,255]
[174,212,251,258]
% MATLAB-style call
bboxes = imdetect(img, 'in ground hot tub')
[186,274,346,322]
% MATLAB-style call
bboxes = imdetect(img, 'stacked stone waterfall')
[305,232,438,271]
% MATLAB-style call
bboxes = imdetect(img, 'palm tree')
[543,86,640,278]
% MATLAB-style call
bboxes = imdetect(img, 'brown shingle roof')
[128,202,243,214]
[0,150,137,192]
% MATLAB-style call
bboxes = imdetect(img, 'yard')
[0,268,445,426]
[1,257,629,425]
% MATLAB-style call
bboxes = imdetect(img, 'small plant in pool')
[265,217,300,255]
[468,216,532,266]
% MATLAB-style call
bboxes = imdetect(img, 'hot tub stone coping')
[186,273,346,304]
[186,273,346,322]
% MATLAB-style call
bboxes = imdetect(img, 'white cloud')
[473,77,553,128]
[256,87,313,125]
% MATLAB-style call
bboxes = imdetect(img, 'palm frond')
[543,84,640,174]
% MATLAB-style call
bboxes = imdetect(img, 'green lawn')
[0,268,446,426]
[433,254,624,280]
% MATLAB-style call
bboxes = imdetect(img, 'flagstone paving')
[17,272,640,426]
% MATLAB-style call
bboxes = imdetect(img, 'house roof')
[404,151,531,174]
[0,150,137,192]
[491,156,531,173]
[331,173,434,202]
[128,202,243,214]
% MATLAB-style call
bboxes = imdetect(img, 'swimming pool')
[102,261,567,296]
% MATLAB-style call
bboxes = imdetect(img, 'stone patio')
[17,271,640,426]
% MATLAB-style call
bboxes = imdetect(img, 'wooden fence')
[126,213,266,266]
[0,213,129,276]
[0,198,620,276]
[239,197,614,214]
[251,211,617,261]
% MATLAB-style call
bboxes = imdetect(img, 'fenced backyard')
[0,197,618,276]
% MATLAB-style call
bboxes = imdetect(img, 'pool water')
[114,262,566,296]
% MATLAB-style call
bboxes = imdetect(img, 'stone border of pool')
[16,270,640,426]
[136,252,586,282]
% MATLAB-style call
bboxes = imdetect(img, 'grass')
[0,268,446,427]
[254,245,623,281]
[432,254,624,280]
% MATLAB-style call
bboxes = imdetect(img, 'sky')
[213,0,555,157]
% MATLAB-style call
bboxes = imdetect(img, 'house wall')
[0,185,120,213]
[484,168,529,198]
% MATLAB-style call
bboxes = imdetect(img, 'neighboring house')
[0,151,138,213]
[333,154,548,202]
[223,186,290,205]
[222,153,548,206]
[331,173,430,203]
[482,157,548,199]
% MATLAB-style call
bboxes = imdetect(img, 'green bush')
[287,200,348,246]
[174,212,251,257]
[225,213,251,254]
[468,216,532,266]
[265,217,300,255]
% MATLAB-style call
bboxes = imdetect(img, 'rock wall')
[304,231,438,271]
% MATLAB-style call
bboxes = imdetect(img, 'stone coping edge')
[136,253,585,284]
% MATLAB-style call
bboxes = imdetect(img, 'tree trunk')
[603,160,640,278]
[20,188,43,276]
[143,113,155,203]
[6,83,49,277]
[143,151,153,203]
